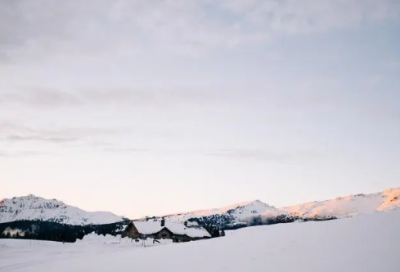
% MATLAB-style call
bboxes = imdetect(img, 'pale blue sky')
[1,0,400,218]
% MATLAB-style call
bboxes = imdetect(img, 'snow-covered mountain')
[282,187,400,218]
[0,195,124,225]
[138,200,289,229]
[165,200,285,221]
[150,187,400,228]
[2,209,400,272]
[2,187,399,228]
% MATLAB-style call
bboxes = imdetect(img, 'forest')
[0,220,128,243]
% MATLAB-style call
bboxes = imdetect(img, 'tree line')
[0,220,128,243]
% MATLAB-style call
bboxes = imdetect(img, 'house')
[122,219,211,242]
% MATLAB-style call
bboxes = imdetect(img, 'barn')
[122,219,211,242]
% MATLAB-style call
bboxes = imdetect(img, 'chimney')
[161,218,165,227]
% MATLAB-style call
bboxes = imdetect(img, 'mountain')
[143,200,290,229]
[165,200,284,221]
[282,187,400,218]
[2,209,399,271]
[0,195,124,225]
[144,187,400,229]
[2,187,399,230]
[136,200,289,229]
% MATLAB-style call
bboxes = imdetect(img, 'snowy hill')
[149,187,400,229]
[283,187,400,218]
[166,199,285,221]
[2,187,399,228]
[144,200,291,229]
[1,209,399,272]
[0,195,124,225]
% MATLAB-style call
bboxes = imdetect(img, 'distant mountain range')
[1,188,399,229]
[282,187,400,218]
[0,195,125,225]
[138,187,400,228]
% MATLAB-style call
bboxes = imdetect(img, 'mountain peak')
[156,187,400,228]
[0,195,123,225]
[3,187,400,228]
[282,187,400,218]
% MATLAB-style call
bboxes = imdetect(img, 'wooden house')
[122,219,211,242]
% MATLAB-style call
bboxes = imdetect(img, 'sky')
[1,0,400,219]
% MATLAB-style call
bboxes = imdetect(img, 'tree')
[251,216,262,226]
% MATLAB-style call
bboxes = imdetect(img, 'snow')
[75,232,173,246]
[0,195,123,225]
[133,221,211,238]
[164,199,284,221]
[163,187,400,224]
[283,187,400,218]
[1,210,399,272]
[2,188,400,228]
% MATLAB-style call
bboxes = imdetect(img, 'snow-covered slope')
[1,210,399,272]
[151,187,400,228]
[142,200,291,229]
[165,200,285,221]
[283,187,400,218]
[2,187,399,227]
[0,195,124,225]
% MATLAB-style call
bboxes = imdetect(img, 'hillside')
[0,195,124,225]
[151,187,400,229]
[1,187,399,230]
[283,187,400,218]
[1,209,399,272]
[155,199,288,228]
[166,200,285,219]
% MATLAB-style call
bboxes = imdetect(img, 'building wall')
[124,223,141,239]
[172,234,192,242]
[124,222,210,242]
[153,228,173,240]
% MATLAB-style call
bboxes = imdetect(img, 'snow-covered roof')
[133,221,211,238]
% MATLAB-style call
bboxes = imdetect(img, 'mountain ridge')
[1,187,399,227]
[0,194,124,225]
[140,187,400,228]
[282,187,400,218]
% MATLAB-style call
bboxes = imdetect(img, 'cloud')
[203,148,322,162]
[103,147,151,154]
[0,88,81,108]
[0,0,399,61]
[3,135,78,143]
[0,150,55,158]
[0,122,125,144]
[0,86,224,109]
[101,146,322,162]
[219,0,400,34]
[0,88,135,108]
[0,88,151,108]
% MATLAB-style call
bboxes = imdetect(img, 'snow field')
[1,210,399,272]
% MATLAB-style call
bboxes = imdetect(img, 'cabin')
[122,219,211,242]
